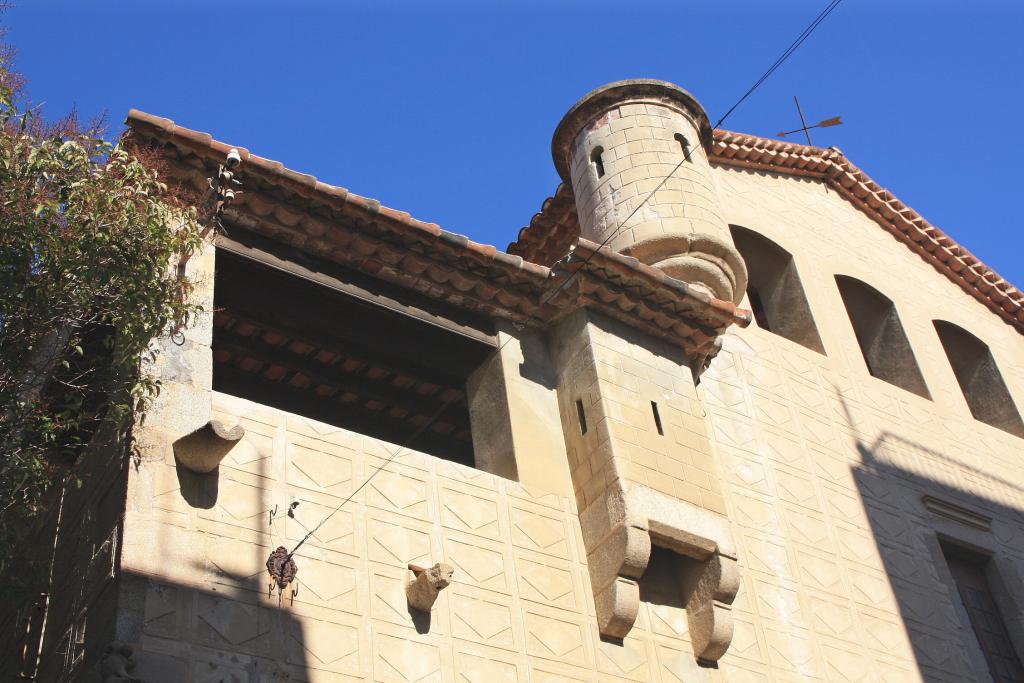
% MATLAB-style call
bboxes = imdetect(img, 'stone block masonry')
[553,80,747,304]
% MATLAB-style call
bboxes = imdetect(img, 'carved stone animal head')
[406,562,455,612]
[425,562,454,590]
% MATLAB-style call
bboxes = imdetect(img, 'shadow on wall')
[836,392,1024,682]
[0,425,319,681]
[175,462,219,510]
[1,477,316,682]
[118,426,321,682]
[117,566,313,683]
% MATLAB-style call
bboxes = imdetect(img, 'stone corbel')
[684,551,740,662]
[586,520,650,638]
[172,420,245,473]
[581,485,739,662]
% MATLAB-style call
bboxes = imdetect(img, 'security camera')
[225,148,242,168]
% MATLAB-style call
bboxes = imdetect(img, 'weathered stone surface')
[406,562,453,613]
[553,79,747,303]
[172,420,245,473]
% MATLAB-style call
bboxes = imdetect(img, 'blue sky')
[9,1,1023,287]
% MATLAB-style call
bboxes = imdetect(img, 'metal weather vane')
[777,96,843,146]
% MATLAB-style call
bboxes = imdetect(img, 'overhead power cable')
[284,0,844,563]
[716,0,843,127]
[527,0,845,312]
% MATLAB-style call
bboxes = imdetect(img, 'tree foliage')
[0,60,203,591]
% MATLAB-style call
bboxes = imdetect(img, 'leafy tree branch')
[0,56,204,599]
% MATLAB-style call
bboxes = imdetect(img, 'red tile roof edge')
[123,109,747,354]
[570,239,752,329]
[125,109,549,283]
[509,130,1024,332]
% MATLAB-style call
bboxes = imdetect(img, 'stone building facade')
[6,80,1024,682]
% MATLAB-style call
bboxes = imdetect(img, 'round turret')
[552,79,746,303]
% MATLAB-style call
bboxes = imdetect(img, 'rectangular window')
[941,542,1024,682]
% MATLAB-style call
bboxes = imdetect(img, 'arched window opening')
[674,133,691,161]
[834,275,930,398]
[934,320,1024,438]
[730,226,824,353]
[591,146,605,178]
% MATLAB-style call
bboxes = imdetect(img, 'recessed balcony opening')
[835,275,930,399]
[212,229,497,467]
[933,320,1024,438]
[730,226,825,354]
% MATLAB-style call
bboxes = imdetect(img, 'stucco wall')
[122,391,715,682]
[703,164,1024,682]
[113,163,1024,683]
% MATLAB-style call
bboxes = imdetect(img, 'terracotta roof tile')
[124,109,748,356]
[508,129,1023,332]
